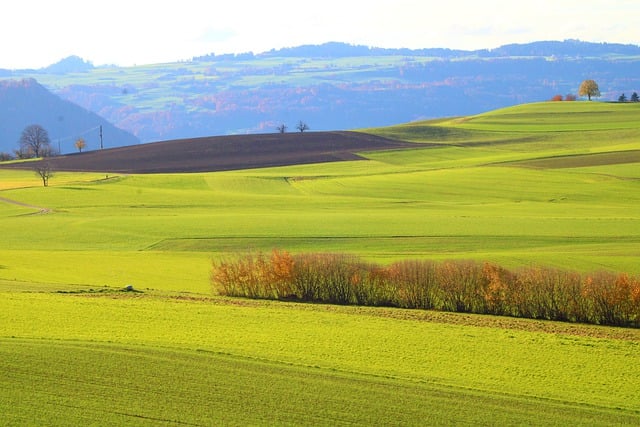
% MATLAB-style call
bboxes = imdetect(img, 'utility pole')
[99,125,103,149]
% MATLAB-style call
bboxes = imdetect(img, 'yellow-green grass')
[1,292,639,425]
[1,101,640,290]
[453,101,640,132]
[0,169,109,190]
[1,172,638,283]
[1,101,640,424]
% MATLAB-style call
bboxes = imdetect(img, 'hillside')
[0,79,139,154]
[1,100,640,425]
[3,40,640,143]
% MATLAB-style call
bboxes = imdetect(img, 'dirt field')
[0,131,414,173]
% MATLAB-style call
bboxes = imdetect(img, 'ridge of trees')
[194,40,640,61]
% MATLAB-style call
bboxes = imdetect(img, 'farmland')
[1,101,640,424]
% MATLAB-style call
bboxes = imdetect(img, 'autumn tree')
[18,124,51,158]
[296,120,309,133]
[551,94,563,101]
[75,137,87,152]
[34,162,54,187]
[578,79,600,101]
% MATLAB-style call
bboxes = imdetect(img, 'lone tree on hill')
[75,137,87,153]
[296,120,309,133]
[578,79,600,101]
[34,162,54,187]
[18,124,51,158]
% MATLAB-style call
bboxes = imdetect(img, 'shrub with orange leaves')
[211,249,640,328]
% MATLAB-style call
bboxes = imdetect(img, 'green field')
[1,101,640,424]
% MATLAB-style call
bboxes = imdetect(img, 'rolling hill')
[0,102,640,426]
[1,100,640,424]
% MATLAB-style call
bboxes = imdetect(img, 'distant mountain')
[44,55,94,74]
[4,40,640,143]
[0,78,139,154]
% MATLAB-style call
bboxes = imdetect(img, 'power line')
[54,125,103,153]
[54,125,102,144]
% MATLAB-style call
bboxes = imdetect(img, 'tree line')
[212,250,640,328]
[552,79,638,102]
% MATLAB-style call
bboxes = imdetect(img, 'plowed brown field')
[1,131,414,173]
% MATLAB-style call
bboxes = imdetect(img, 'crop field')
[1,101,640,424]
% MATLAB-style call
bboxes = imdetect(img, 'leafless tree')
[276,124,287,133]
[296,120,309,133]
[19,124,51,158]
[34,162,54,187]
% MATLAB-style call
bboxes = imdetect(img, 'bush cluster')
[211,250,640,327]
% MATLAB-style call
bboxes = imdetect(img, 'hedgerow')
[211,250,640,327]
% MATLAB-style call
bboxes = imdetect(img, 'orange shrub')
[437,260,486,313]
[387,260,440,309]
[482,262,516,316]
[211,249,640,328]
[583,272,639,326]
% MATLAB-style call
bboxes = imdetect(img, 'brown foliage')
[387,260,439,309]
[583,272,640,326]
[211,250,640,328]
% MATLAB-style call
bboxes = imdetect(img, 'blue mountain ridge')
[1,40,639,148]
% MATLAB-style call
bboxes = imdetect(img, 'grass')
[1,293,639,425]
[1,101,640,424]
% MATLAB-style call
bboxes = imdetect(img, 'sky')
[2,0,639,69]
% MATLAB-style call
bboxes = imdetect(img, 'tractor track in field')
[0,196,51,214]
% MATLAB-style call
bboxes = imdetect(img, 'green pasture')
[1,293,639,425]
[1,101,640,424]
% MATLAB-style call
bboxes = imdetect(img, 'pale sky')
[2,0,639,69]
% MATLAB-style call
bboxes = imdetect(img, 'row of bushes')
[211,250,640,328]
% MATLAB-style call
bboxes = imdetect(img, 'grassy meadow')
[1,101,640,424]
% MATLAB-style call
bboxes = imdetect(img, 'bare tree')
[34,162,54,187]
[296,120,309,133]
[75,137,87,153]
[19,124,51,158]
[276,124,287,133]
